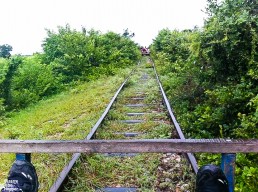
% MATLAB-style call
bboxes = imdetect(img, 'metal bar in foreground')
[1,139,258,153]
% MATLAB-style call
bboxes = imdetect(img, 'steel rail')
[49,66,137,192]
[150,57,199,174]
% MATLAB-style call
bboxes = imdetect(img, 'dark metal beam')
[1,139,257,153]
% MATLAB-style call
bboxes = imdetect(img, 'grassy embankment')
[0,66,133,191]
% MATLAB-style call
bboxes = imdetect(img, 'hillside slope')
[0,67,132,191]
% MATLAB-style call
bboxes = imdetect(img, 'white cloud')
[0,0,208,55]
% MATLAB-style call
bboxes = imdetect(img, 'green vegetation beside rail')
[0,67,133,191]
[151,0,258,191]
[0,25,140,191]
[0,25,140,112]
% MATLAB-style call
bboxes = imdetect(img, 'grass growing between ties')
[66,153,161,192]
[0,67,133,191]
[64,57,195,191]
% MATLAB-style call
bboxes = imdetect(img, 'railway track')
[50,57,198,192]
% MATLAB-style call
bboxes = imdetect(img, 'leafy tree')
[2,55,23,107]
[0,58,9,115]
[42,25,140,83]
[152,0,258,138]
[9,56,57,108]
[122,28,135,38]
[101,31,139,64]
[200,0,258,84]
[152,29,191,63]
[42,24,91,82]
[0,58,9,95]
[0,44,12,58]
[151,0,258,190]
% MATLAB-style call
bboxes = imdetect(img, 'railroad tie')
[114,132,140,137]
[125,104,146,107]
[126,112,146,116]
[140,74,149,80]
[138,81,148,84]
[134,92,145,95]
[96,187,138,192]
[128,97,145,100]
[120,120,145,124]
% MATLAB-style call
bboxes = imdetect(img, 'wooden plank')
[0,139,257,153]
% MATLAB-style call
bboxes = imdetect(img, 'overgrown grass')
[64,153,161,192]
[64,57,195,191]
[0,67,133,191]
[0,58,195,191]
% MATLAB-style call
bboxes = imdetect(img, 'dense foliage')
[42,25,140,82]
[0,25,140,112]
[151,0,258,191]
[10,55,57,108]
[0,58,9,117]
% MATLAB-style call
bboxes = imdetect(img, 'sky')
[0,0,208,55]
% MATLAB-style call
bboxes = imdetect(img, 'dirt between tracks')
[154,153,195,192]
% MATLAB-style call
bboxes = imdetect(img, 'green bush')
[0,58,9,118]
[2,55,23,108]
[151,0,258,190]
[10,56,57,108]
[42,25,140,83]
[0,58,9,98]
[0,25,140,112]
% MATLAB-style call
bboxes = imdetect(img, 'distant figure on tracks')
[140,46,150,56]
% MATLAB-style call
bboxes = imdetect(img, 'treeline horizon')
[0,26,140,115]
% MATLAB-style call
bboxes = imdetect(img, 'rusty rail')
[49,66,137,191]
[151,58,199,173]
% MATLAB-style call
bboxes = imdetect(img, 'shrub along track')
[53,57,196,192]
